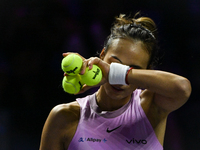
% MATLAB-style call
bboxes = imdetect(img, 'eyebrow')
[111,55,143,69]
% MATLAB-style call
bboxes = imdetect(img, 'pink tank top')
[68,89,163,150]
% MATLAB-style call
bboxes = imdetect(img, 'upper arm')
[129,68,192,114]
[39,102,80,150]
[154,93,185,113]
[153,78,192,113]
[39,105,68,150]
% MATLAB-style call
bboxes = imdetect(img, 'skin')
[39,38,191,150]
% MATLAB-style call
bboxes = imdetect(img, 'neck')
[96,86,132,111]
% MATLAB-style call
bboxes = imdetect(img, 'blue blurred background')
[0,0,199,149]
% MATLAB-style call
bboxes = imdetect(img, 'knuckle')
[89,57,95,60]
[94,57,99,60]
[91,57,100,62]
[83,59,87,63]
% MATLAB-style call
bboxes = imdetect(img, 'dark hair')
[103,13,159,69]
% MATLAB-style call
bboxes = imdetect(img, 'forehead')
[107,39,150,69]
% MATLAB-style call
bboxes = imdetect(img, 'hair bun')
[115,12,157,39]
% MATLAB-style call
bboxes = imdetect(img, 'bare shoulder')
[52,101,80,116]
[39,101,80,150]
[50,101,80,125]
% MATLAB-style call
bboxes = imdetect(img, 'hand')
[62,52,110,94]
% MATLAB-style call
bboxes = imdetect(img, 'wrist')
[125,67,133,85]
[108,63,133,85]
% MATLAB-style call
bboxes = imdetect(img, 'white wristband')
[108,63,130,85]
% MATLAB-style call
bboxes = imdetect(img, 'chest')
[68,113,162,150]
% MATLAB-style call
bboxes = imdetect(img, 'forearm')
[127,69,191,101]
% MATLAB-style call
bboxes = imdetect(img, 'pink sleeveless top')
[68,89,163,150]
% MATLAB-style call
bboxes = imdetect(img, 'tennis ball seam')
[62,54,75,68]
[64,80,78,93]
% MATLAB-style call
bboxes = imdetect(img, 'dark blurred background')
[0,0,199,149]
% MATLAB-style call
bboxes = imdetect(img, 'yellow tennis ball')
[62,75,83,94]
[81,65,102,86]
[61,54,83,75]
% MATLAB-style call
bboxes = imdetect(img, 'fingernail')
[80,70,84,75]
[89,64,92,70]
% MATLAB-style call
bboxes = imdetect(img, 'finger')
[62,52,72,57]
[80,57,96,74]
[88,57,100,69]
[87,57,110,80]
[80,59,88,75]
